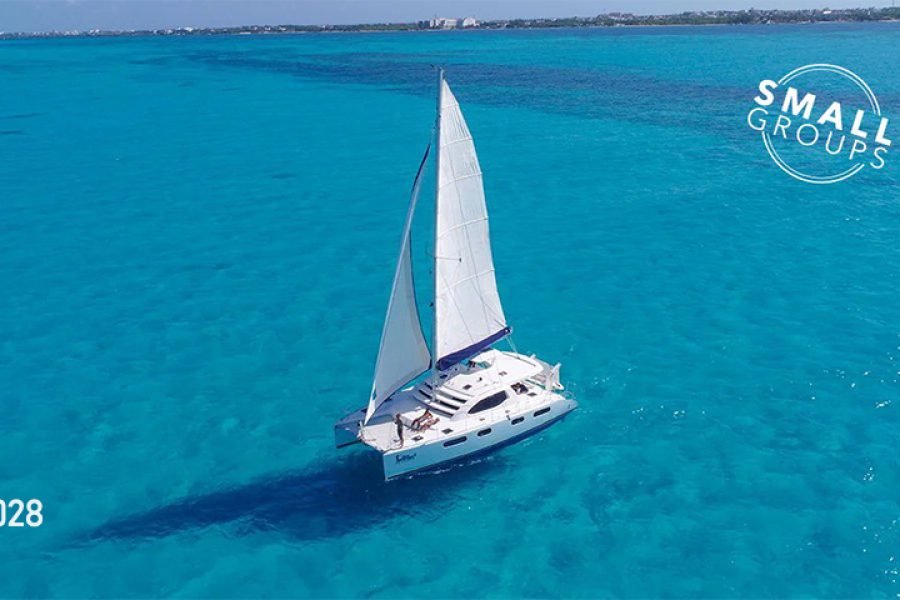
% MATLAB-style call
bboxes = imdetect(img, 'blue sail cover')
[436,326,511,371]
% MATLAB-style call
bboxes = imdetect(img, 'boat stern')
[334,408,366,448]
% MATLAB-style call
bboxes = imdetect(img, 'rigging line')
[445,267,496,287]
[506,332,519,354]
[439,110,474,275]
[437,172,484,191]
[435,274,478,366]
[477,275,506,326]
[460,191,497,340]
[485,307,507,329]
[442,111,484,306]
[437,216,489,238]
[442,136,475,148]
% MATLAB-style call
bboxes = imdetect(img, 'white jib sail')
[434,78,509,371]
[365,146,432,424]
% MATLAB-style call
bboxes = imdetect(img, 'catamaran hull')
[382,398,576,480]
[333,408,365,448]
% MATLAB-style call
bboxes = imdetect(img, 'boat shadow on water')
[75,451,504,546]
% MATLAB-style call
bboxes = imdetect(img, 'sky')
[0,0,894,33]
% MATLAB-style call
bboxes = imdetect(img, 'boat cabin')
[344,349,561,453]
[411,349,544,419]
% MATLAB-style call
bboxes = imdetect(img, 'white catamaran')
[334,70,577,480]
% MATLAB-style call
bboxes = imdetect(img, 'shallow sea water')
[1,23,899,598]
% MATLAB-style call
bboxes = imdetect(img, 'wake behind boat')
[334,70,577,480]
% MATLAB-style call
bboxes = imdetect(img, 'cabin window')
[468,391,508,414]
[477,428,492,437]
[534,407,551,417]
[442,428,453,434]
[413,435,423,442]
[511,417,524,425]
[443,436,467,448]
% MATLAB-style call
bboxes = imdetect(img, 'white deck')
[335,350,571,460]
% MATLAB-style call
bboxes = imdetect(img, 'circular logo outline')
[761,63,881,185]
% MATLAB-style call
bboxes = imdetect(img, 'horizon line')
[2,4,898,36]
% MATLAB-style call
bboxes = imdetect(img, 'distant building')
[427,17,477,29]
[429,17,458,29]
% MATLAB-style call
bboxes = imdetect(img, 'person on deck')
[394,414,404,447]
[411,409,434,431]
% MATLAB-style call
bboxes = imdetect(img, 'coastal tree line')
[3,7,899,39]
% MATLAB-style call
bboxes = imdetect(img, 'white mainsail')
[364,146,432,423]
[433,76,509,371]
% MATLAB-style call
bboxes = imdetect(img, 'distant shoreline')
[2,7,899,41]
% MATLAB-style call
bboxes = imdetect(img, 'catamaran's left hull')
[334,409,365,448]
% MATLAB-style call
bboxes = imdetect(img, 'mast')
[432,67,444,386]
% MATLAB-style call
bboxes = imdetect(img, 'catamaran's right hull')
[382,394,576,480]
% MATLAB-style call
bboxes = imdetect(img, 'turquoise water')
[2,23,899,597]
